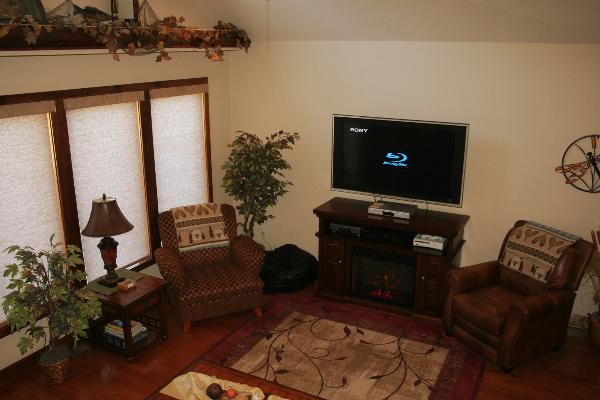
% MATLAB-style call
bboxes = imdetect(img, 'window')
[67,101,151,281]
[0,107,64,321]
[0,78,212,328]
[151,90,209,211]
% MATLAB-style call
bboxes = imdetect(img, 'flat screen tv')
[331,115,468,206]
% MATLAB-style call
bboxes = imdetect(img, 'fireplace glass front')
[351,247,416,307]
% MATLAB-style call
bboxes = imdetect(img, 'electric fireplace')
[351,247,416,307]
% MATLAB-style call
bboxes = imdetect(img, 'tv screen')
[332,115,468,206]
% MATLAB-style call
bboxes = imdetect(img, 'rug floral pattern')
[204,293,483,400]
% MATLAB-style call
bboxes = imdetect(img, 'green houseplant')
[2,236,102,384]
[222,130,300,238]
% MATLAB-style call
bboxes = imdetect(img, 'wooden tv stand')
[313,197,470,317]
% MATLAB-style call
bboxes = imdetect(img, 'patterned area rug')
[204,293,484,400]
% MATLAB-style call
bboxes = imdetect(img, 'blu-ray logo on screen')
[383,152,408,167]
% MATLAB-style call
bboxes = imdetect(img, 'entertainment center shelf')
[313,197,470,317]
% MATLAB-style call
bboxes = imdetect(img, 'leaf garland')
[0,15,251,62]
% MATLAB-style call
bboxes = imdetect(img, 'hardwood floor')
[1,296,599,400]
[476,327,600,400]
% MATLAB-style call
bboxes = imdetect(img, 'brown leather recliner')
[443,220,593,371]
[154,204,265,332]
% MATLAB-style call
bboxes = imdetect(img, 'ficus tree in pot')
[222,130,300,238]
[2,236,102,384]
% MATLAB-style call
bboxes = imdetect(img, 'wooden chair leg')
[254,307,263,317]
[182,321,191,333]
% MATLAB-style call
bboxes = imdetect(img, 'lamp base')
[98,275,125,288]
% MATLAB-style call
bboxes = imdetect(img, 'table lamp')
[81,194,134,287]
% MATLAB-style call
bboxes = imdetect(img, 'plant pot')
[39,356,71,384]
[39,345,72,384]
[589,312,600,349]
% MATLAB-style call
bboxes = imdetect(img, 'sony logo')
[349,127,368,133]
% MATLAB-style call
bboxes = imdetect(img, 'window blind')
[63,91,144,110]
[149,84,208,100]
[0,113,63,321]
[151,93,209,211]
[67,102,151,281]
[0,101,55,119]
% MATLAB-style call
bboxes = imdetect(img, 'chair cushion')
[179,258,264,304]
[452,285,526,336]
[499,221,579,284]
[171,203,229,249]
[181,245,229,269]
[546,247,579,290]
[499,266,546,296]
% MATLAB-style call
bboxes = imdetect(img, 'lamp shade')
[81,194,134,238]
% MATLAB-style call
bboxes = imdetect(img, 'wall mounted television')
[331,115,468,207]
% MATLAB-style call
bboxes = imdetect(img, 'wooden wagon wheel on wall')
[555,134,600,193]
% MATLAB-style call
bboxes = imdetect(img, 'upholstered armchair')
[444,220,593,371]
[154,203,265,332]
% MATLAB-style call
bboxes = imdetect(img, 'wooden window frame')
[0,78,213,338]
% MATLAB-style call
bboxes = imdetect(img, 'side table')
[89,273,169,361]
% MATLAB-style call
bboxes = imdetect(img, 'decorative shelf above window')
[0,1,250,62]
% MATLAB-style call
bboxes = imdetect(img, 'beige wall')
[2,38,599,369]
[227,41,600,315]
[0,51,233,369]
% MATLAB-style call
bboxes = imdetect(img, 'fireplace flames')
[367,272,397,300]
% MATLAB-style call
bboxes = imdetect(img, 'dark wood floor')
[1,295,599,400]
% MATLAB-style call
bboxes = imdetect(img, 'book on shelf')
[105,323,145,336]
[102,330,149,349]
[106,319,143,331]
[104,325,148,340]
[104,319,147,339]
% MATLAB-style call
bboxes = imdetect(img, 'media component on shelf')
[413,234,448,251]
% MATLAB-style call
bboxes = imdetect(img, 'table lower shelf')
[92,328,161,356]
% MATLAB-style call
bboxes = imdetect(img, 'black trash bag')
[260,244,319,293]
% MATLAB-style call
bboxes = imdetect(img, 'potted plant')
[222,130,300,238]
[2,235,102,384]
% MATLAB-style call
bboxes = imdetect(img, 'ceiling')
[193,0,600,43]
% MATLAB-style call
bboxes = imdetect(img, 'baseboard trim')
[0,347,42,379]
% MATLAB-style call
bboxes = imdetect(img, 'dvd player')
[367,201,417,220]
[330,222,362,237]
[413,234,447,251]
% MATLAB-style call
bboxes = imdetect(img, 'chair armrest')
[508,290,575,322]
[498,289,575,368]
[153,247,186,290]
[447,260,500,294]
[231,235,265,275]
[443,261,500,334]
